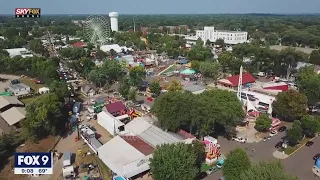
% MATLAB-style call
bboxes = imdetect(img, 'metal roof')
[124,117,181,147]
[0,107,26,126]
[8,83,30,90]
[98,136,146,176]
[0,96,24,109]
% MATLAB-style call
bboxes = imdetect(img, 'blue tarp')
[316,158,320,168]
[69,115,77,124]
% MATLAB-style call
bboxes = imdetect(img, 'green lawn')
[201,163,215,172]
[19,77,44,92]
[284,137,311,155]
[20,96,39,104]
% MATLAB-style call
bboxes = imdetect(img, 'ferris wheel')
[83,15,111,46]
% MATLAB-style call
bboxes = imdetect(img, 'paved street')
[204,131,286,180]
[283,136,320,180]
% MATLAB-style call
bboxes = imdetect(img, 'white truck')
[232,137,246,143]
[62,152,75,178]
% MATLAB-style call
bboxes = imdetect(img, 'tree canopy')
[239,161,298,180]
[272,90,308,121]
[152,90,245,137]
[296,66,320,105]
[22,93,64,140]
[150,142,202,180]
[254,114,272,132]
[222,148,251,180]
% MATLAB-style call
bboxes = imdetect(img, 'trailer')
[63,152,72,167]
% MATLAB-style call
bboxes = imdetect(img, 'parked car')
[275,141,283,148]
[206,166,219,175]
[232,137,246,143]
[278,126,287,132]
[306,141,314,147]
[313,153,320,160]
[269,130,278,137]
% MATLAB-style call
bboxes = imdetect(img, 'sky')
[2,0,320,15]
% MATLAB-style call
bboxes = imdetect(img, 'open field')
[270,45,315,54]
[19,77,44,92]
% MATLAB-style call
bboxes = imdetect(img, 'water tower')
[109,12,119,32]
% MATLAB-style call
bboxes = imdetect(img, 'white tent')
[246,94,257,112]
[38,87,50,94]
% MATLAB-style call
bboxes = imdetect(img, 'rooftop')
[226,72,256,87]
[215,30,247,33]
[0,96,24,110]
[8,83,30,91]
[0,107,26,126]
[124,117,181,147]
[98,136,147,176]
[72,41,86,47]
[121,136,154,155]
[106,101,126,114]
[5,48,33,57]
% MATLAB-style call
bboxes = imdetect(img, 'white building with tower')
[185,26,248,45]
[109,12,119,32]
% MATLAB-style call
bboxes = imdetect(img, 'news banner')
[15,8,41,18]
[14,152,53,175]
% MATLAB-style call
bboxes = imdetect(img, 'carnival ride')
[83,15,111,46]
[205,142,221,165]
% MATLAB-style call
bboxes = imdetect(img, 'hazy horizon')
[2,0,320,15]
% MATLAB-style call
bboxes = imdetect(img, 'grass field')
[284,137,311,155]
[19,77,44,92]
[20,96,38,104]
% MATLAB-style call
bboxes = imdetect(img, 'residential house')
[81,84,97,97]
[8,83,31,96]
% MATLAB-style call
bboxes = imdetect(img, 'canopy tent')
[180,69,196,75]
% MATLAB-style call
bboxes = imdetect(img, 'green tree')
[22,93,63,140]
[128,88,136,101]
[187,39,213,61]
[286,120,304,145]
[300,115,320,137]
[272,90,308,121]
[49,80,69,99]
[190,140,205,170]
[222,148,251,180]
[167,80,183,92]
[28,39,46,55]
[309,50,320,65]
[199,61,221,80]
[129,66,146,86]
[149,81,161,96]
[119,78,130,98]
[80,57,95,79]
[296,66,320,105]
[215,38,225,47]
[218,52,233,71]
[254,114,272,132]
[150,143,199,180]
[95,50,108,59]
[239,161,298,180]
[191,60,201,72]
[152,90,244,136]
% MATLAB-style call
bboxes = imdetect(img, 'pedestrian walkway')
[273,150,289,159]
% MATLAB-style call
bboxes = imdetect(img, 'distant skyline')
[2,0,320,15]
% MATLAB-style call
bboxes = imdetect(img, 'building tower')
[109,12,119,32]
